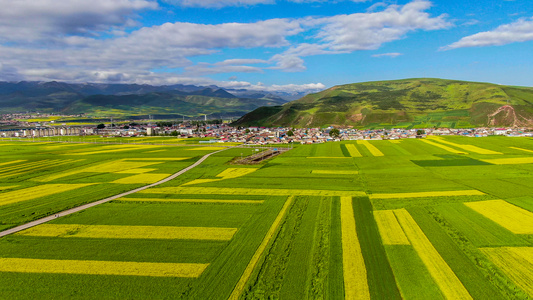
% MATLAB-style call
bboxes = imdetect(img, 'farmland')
[0,135,532,299]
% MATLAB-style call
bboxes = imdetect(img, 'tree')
[286,130,294,137]
[416,129,426,135]
[96,123,106,129]
[329,128,340,138]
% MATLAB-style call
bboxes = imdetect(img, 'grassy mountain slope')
[233,78,533,128]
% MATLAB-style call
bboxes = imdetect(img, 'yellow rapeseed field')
[481,247,533,296]
[0,186,18,191]
[345,144,363,157]
[480,157,533,165]
[357,140,384,156]
[229,196,295,300]
[182,179,222,186]
[0,258,208,277]
[141,187,367,197]
[311,170,359,175]
[182,168,257,186]
[37,160,163,182]
[340,196,370,299]
[428,137,502,155]
[389,140,402,144]
[0,160,26,167]
[307,157,351,159]
[370,190,485,199]
[0,159,84,180]
[0,184,94,206]
[18,224,238,240]
[420,139,467,154]
[510,147,533,154]
[373,210,410,245]
[465,200,533,234]
[111,173,170,184]
[216,168,257,179]
[117,197,264,204]
[187,147,226,151]
[125,158,191,161]
[64,145,163,155]
[115,168,157,174]
[394,209,472,299]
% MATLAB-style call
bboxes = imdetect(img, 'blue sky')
[0,0,531,94]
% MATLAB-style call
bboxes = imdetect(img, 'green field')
[0,136,533,299]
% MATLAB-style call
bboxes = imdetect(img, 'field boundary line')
[0,147,230,238]
[228,195,295,300]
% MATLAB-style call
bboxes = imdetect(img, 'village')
[0,114,531,144]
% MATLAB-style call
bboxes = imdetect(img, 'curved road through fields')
[0,147,230,238]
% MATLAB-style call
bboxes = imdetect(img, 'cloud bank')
[442,17,533,50]
[0,0,450,93]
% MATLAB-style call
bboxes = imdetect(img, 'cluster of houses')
[1,114,531,143]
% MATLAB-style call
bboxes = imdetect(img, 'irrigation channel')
[0,147,239,238]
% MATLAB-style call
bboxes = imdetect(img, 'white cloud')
[270,54,307,72]
[124,19,302,49]
[372,52,403,58]
[221,80,326,94]
[442,17,533,50]
[314,0,451,51]
[0,0,157,43]
[0,0,450,91]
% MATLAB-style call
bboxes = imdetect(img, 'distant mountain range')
[233,78,533,128]
[0,81,294,118]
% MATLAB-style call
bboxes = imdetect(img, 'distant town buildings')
[0,113,531,143]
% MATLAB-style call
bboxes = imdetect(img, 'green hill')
[233,78,533,128]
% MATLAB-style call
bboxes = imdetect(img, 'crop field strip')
[16,224,238,240]
[0,160,26,167]
[510,147,533,153]
[307,156,351,159]
[141,186,367,197]
[394,209,472,299]
[0,184,95,206]
[481,247,533,296]
[465,200,533,234]
[369,189,485,199]
[2,137,533,298]
[182,167,258,186]
[340,196,370,299]
[117,197,264,204]
[480,157,533,165]
[357,140,384,156]
[345,144,363,157]
[229,196,294,300]
[0,186,18,191]
[428,137,503,155]
[111,173,171,184]
[0,159,84,179]
[420,139,467,154]
[311,170,359,175]
[0,258,208,278]
[62,145,164,155]
[373,210,410,245]
[434,203,530,247]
